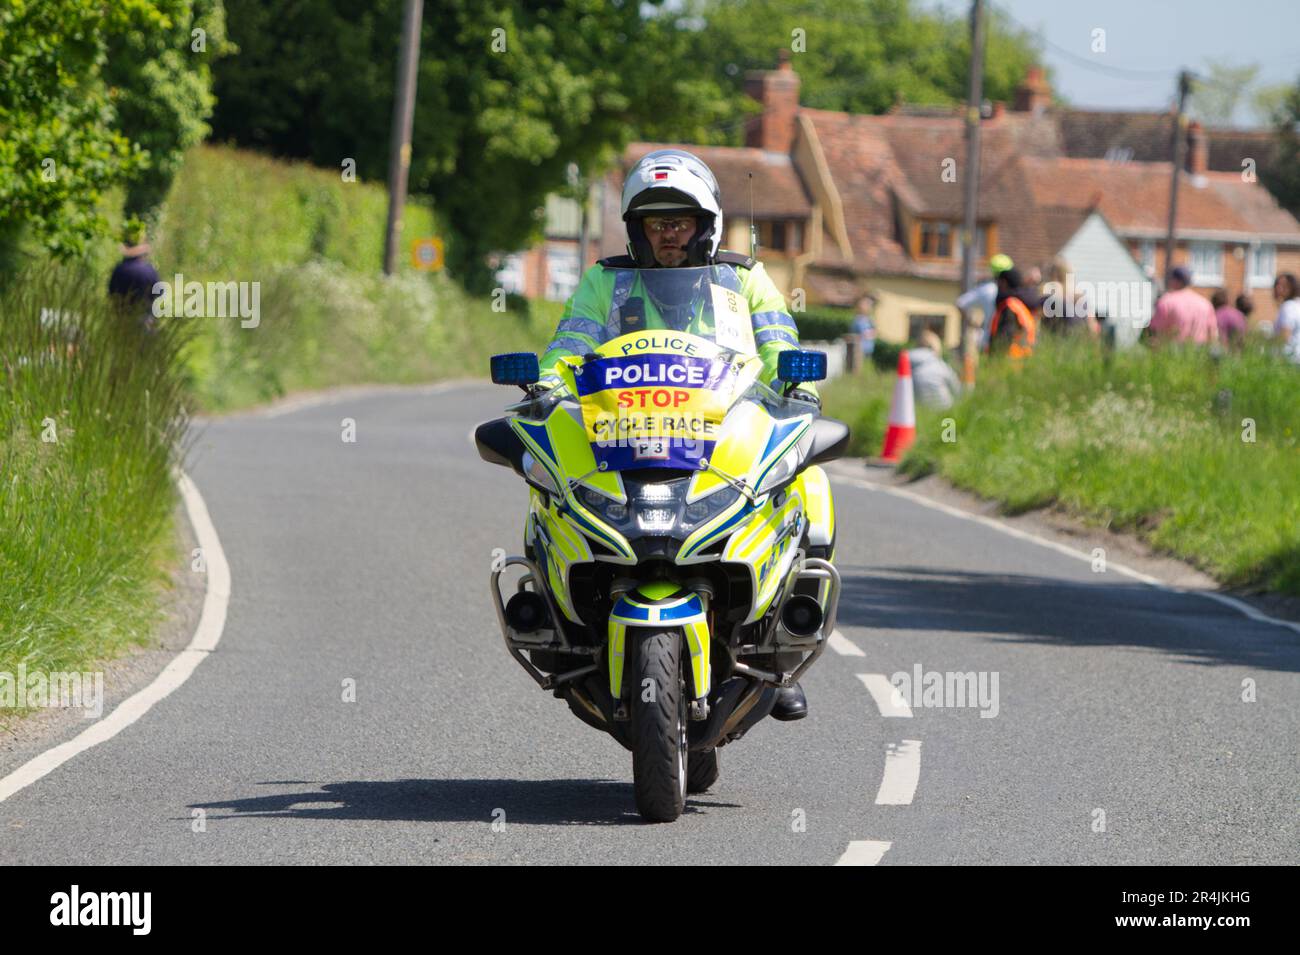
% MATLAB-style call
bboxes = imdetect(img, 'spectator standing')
[985,266,1037,361]
[909,329,961,409]
[1211,289,1246,349]
[1235,293,1255,330]
[1273,273,1300,364]
[1148,266,1218,347]
[851,292,878,366]
[956,253,1013,351]
[108,219,162,333]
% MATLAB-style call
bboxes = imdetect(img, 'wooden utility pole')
[959,0,986,382]
[1163,70,1192,286]
[383,0,424,275]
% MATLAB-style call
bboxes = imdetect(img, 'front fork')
[608,584,712,721]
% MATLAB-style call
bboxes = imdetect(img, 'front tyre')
[687,747,720,794]
[631,629,688,822]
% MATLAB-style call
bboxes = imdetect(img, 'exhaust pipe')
[505,591,550,632]
[780,594,823,637]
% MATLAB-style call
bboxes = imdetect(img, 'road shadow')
[837,565,1300,672]
[191,778,739,826]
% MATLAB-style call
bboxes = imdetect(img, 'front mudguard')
[607,587,712,709]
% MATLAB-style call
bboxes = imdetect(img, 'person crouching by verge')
[909,329,961,409]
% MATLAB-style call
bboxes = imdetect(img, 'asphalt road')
[2,383,1296,864]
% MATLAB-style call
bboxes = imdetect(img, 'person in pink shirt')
[1148,267,1219,346]
[1211,288,1246,349]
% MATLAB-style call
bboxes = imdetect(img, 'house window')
[908,313,947,342]
[495,253,526,295]
[545,245,580,302]
[919,221,954,259]
[1188,241,1223,286]
[1249,243,1276,288]
[757,219,802,253]
[1137,240,1156,277]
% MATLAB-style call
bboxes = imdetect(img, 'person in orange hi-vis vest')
[985,266,1037,362]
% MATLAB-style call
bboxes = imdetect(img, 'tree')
[1190,59,1260,126]
[211,0,739,290]
[0,0,226,263]
[682,0,1042,124]
[106,0,233,222]
[1267,77,1300,215]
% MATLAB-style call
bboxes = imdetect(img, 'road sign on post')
[411,237,444,272]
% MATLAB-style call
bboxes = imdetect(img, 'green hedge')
[793,305,855,342]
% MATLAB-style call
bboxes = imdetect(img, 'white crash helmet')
[621,149,723,267]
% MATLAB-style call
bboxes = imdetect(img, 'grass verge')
[0,268,192,697]
[827,336,1300,596]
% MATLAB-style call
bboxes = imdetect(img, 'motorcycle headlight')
[522,452,559,495]
[682,486,741,529]
[628,480,688,533]
[578,479,739,537]
[755,445,804,496]
[578,485,628,523]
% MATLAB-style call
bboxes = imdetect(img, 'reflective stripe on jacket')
[987,295,1037,360]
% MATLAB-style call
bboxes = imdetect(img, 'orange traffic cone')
[880,349,916,463]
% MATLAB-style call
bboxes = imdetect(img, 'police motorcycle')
[475,265,849,822]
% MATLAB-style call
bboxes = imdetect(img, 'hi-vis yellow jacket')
[539,252,806,389]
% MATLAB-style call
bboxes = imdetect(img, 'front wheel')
[631,629,688,822]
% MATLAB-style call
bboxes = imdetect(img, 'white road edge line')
[857,674,912,717]
[0,471,230,803]
[829,470,1300,637]
[828,629,865,657]
[875,739,922,805]
[835,840,893,866]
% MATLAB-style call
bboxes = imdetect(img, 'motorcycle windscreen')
[573,332,749,471]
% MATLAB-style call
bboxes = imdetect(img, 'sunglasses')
[643,217,697,235]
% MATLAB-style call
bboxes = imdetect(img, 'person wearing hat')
[1148,266,1218,346]
[955,254,1014,353]
[108,218,162,333]
[985,266,1038,361]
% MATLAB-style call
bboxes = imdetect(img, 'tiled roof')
[622,142,812,218]
[803,108,1076,279]
[1019,156,1300,240]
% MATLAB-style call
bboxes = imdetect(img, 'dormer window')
[914,219,992,262]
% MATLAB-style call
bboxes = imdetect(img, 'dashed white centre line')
[858,673,912,717]
[835,840,893,866]
[828,630,865,656]
[876,739,923,805]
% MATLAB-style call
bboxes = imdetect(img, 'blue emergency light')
[778,349,828,385]
[490,352,540,386]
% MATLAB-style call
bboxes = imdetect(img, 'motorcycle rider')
[537,148,818,721]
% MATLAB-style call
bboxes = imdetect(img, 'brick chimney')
[1187,120,1208,175]
[744,50,801,153]
[1013,66,1051,115]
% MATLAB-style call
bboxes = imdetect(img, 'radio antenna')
[749,172,757,258]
